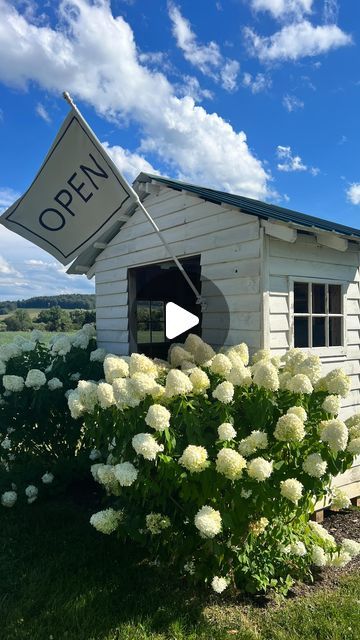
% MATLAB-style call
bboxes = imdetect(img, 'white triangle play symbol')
[165,302,199,340]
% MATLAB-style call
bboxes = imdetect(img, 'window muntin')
[136,300,165,346]
[293,282,343,348]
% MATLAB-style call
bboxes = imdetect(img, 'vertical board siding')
[95,191,262,355]
[267,235,360,498]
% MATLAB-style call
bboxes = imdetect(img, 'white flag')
[0,107,138,265]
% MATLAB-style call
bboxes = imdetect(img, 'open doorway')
[129,255,201,358]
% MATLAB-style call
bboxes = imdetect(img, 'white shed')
[69,173,360,503]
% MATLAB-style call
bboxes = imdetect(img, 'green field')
[0,331,75,345]
[0,495,359,640]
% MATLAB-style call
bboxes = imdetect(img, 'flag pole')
[63,92,206,310]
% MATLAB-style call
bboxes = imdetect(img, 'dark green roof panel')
[147,174,360,239]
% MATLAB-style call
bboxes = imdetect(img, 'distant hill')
[0,294,96,315]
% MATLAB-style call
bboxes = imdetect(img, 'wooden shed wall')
[95,188,263,354]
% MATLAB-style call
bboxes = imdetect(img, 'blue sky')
[0,0,359,299]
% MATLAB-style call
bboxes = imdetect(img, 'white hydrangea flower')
[211,576,228,594]
[287,406,307,422]
[193,341,216,365]
[331,487,351,510]
[129,353,157,378]
[145,512,170,534]
[89,449,101,461]
[90,463,103,483]
[252,349,272,364]
[81,323,96,338]
[90,348,107,363]
[218,423,237,441]
[216,448,246,480]
[165,369,193,397]
[1,490,17,507]
[25,485,38,504]
[290,541,307,557]
[1,437,11,450]
[320,419,348,452]
[90,508,122,534]
[132,433,164,461]
[194,505,222,538]
[96,465,118,494]
[41,472,54,484]
[130,373,164,401]
[2,375,24,393]
[184,333,205,355]
[347,438,360,455]
[0,360,6,375]
[25,369,46,390]
[212,381,234,404]
[280,478,303,504]
[67,390,85,419]
[240,488,252,499]
[211,354,232,376]
[48,377,63,391]
[145,404,171,432]
[170,346,194,368]
[238,430,268,456]
[97,382,116,409]
[341,538,360,558]
[311,545,327,567]
[322,395,341,415]
[31,329,44,342]
[226,364,252,387]
[278,371,292,390]
[345,413,360,429]
[302,453,327,478]
[103,354,129,382]
[71,331,89,350]
[0,342,21,362]
[274,414,305,443]
[188,367,210,394]
[179,445,208,473]
[112,378,139,409]
[329,551,352,568]
[296,355,322,384]
[286,374,313,395]
[51,335,72,356]
[70,372,81,382]
[309,521,336,545]
[227,343,249,366]
[247,457,273,482]
[253,361,279,391]
[183,560,195,575]
[349,425,360,440]
[321,369,351,398]
[113,462,138,486]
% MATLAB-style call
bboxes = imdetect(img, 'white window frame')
[288,277,347,357]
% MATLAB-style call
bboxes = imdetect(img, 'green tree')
[36,306,72,332]
[4,309,33,331]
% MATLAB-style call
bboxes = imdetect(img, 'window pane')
[137,301,150,343]
[294,317,309,347]
[312,317,326,347]
[312,283,325,314]
[152,322,165,343]
[329,284,342,314]
[294,282,308,313]
[329,317,342,346]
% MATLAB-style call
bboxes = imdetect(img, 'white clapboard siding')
[95,191,262,354]
[267,234,360,498]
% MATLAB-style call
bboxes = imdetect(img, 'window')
[293,282,343,348]
[136,300,165,345]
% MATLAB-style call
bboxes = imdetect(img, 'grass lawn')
[1,495,359,640]
[0,331,75,345]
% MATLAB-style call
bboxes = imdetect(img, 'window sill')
[304,346,347,359]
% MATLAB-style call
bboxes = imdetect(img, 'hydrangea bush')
[0,325,104,494]
[70,336,360,594]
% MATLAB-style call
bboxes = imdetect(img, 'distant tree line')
[0,307,96,332]
[0,294,95,315]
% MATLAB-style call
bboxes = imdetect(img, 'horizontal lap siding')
[267,235,360,496]
[95,191,262,354]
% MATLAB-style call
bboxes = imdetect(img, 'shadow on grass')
[0,496,222,640]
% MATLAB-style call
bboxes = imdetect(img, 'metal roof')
[146,174,360,239]
[68,172,360,275]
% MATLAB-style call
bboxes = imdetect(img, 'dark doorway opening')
[129,255,201,359]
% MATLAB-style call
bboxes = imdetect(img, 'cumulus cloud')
[0,255,21,276]
[323,0,339,24]
[168,2,240,91]
[0,187,20,213]
[250,0,313,21]
[101,143,158,182]
[276,145,319,175]
[245,20,352,62]
[346,184,360,206]
[242,72,272,93]
[0,0,268,199]
[35,102,51,123]
[282,94,304,111]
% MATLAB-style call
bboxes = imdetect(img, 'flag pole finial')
[63,91,76,109]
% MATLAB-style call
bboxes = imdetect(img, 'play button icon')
[165,302,199,340]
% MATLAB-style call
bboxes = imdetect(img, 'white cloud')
[282,94,304,111]
[276,145,319,175]
[0,187,20,213]
[250,0,313,21]
[168,2,240,91]
[242,72,272,93]
[35,102,51,123]
[323,0,339,24]
[347,184,360,206]
[0,254,21,276]
[0,0,268,200]
[101,142,158,182]
[245,20,352,62]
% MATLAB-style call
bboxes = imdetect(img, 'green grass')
[0,331,75,345]
[1,496,359,640]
